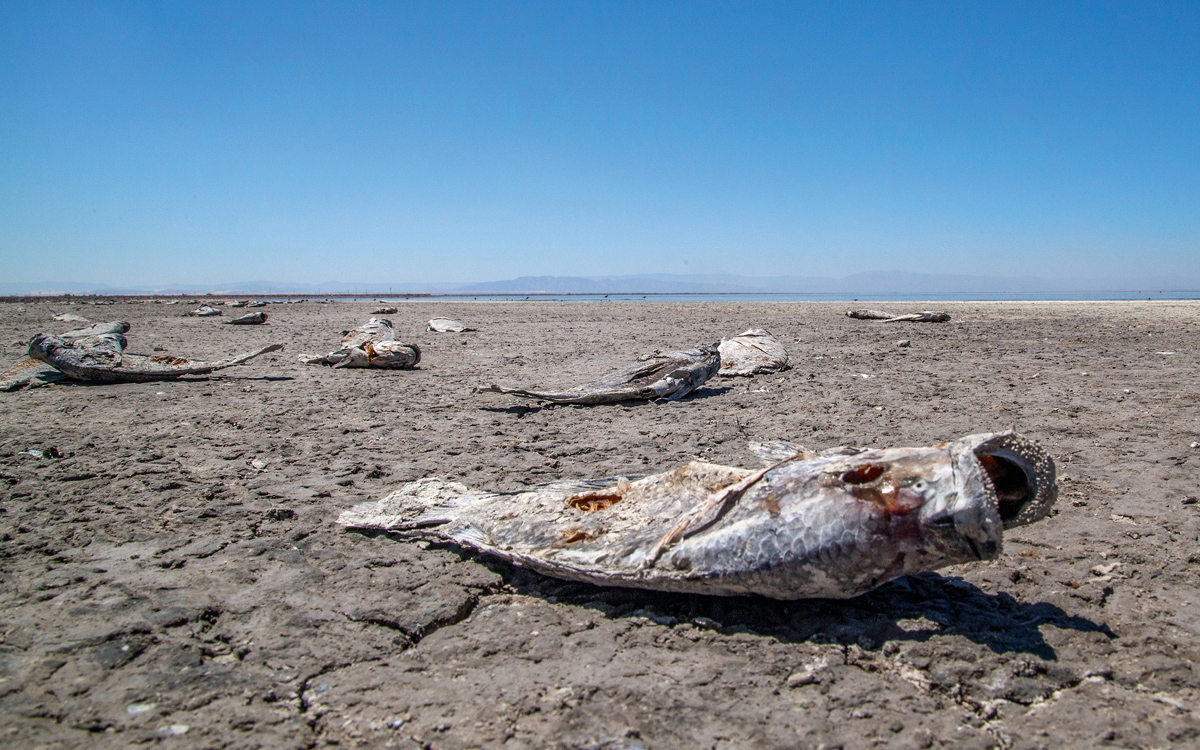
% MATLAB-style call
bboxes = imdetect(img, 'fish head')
[828,431,1055,582]
[913,431,1055,566]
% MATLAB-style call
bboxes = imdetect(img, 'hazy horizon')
[3,3,1198,287]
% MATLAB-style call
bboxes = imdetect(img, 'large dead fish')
[26,323,282,384]
[189,305,222,317]
[225,312,267,325]
[847,310,950,323]
[717,329,789,376]
[2,322,132,391]
[340,432,1056,599]
[302,318,421,369]
[487,345,720,404]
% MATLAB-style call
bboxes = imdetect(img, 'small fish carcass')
[717,328,789,376]
[487,344,720,404]
[428,317,472,332]
[189,305,222,317]
[302,318,421,369]
[847,310,950,323]
[225,312,267,325]
[340,432,1056,600]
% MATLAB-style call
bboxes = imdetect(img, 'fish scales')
[340,431,1057,599]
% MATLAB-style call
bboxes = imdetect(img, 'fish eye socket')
[911,480,928,492]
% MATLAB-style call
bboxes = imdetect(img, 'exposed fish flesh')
[225,312,267,325]
[302,318,421,369]
[847,310,950,323]
[27,322,283,384]
[190,306,222,317]
[718,329,789,376]
[428,317,472,332]
[487,345,720,404]
[341,432,1055,599]
[373,306,399,314]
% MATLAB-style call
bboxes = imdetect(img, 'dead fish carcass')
[487,345,720,404]
[225,312,267,325]
[428,317,472,332]
[302,318,421,369]
[189,305,222,317]
[373,306,398,314]
[26,322,282,384]
[847,310,950,323]
[340,432,1056,599]
[718,328,789,376]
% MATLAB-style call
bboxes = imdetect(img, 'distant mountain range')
[2,271,1197,297]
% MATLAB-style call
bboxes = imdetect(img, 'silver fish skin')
[340,432,1056,600]
[717,329,789,376]
[302,318,421,369]
[28,329,282,384]
[190,306,222,317]
[847,310,951,323]
[488,345,720,404]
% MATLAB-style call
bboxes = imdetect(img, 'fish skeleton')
[486,345,720,404]
[339,432,1056,599]
[847,310,951,323]
[302,318,421,369]
[27,323,282,384]
[717,329,789,376]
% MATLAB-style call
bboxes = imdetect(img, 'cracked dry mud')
[1,299,1198,750]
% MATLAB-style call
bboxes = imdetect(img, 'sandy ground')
[0,299,1198,750]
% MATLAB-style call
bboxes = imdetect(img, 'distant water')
[314,291,1200,303]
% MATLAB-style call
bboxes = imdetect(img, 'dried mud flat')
[1,299,1198,750]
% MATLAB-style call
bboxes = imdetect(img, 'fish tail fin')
[337,477,479,531]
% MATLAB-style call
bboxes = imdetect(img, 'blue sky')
[2,1,1198,288]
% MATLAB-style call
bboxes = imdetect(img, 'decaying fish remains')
[25,322,282,384]
[847,310,951,323]
[428,317,472,332]
[302,318,421,369]
[189,306,222,317]
[487,345,720,404]
[717,329,789,376]
[225,312,267,325]
[340,432,1056,599]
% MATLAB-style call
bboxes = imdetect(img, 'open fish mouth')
[967,432,1057,529]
